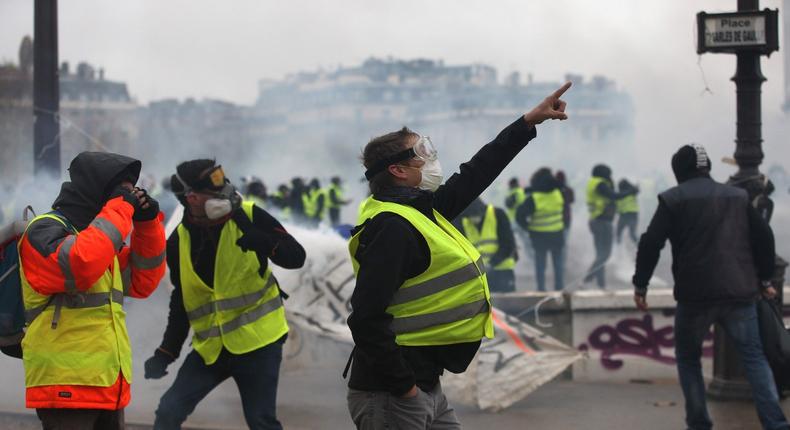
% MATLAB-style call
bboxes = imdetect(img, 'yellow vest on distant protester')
[178,201,288,365]
[616,194,638,214]
[350,197,494,347]
[505,188,527,221]
[587,177,613,219]
[327,184,344,210]
[528,190,565,233]
[461,205,516,270]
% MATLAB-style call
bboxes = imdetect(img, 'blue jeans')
[584,219,612,288]
[154,338,285,430]
[531,231,565,292]
[675,302,789,430]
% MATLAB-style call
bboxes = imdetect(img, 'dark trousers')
[154,339,285,430]
[486,269,515,293]
[616,212,638,244]
[675,302,789,430]
[348,382,459,430]
[36,408,124,430]
[584,219,613,288]
[329,207,341,226]
[530,231,565,291]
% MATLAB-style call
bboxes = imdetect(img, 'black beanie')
[671,144,711,183]
[171,158,216,204]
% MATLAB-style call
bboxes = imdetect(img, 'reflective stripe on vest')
[20,213,133,388]
[587,177,612,219]
[617,194,638,214]
[528,190,565,232]
[350,197,494,347]
[186,274,278,322]
[461,205,515,271]
[24,289,124,324]
[179,201,289,365]
[505,188,526,221]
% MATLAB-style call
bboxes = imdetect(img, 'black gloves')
[108,185,141,211]
[232,210,278,277]
[236,228,276,255]
[132,188,160,222]
[232,210,277,255]
[144,348,175,379]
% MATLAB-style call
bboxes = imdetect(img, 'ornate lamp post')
[696,0,780,400]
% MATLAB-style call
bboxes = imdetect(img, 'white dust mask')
[418,158,443,192]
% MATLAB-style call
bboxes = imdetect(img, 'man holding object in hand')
[18,152,166,429]
[145,159,305,430]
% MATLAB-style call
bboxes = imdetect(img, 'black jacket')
[157,205,306,358]
[633,177,774,304]
[347,117,536,396]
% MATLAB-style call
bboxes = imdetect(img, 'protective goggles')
[364,135,437,181]
[174,165,229,195]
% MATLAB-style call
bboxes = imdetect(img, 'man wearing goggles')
[145,159,306,430]
[364,135,441,191]
[346,83,571,430]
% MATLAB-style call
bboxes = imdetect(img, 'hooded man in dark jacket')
[18,152,166,429]
[632,144,788,430]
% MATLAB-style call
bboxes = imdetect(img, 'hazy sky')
[1,0,788,173]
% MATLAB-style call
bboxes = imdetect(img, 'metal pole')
[33,0,61,178]
[784,0,790,112]
[708,0,766,401]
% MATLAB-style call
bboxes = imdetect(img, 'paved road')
[1,369,781,429]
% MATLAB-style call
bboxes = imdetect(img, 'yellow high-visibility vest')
[245,194,266,209]
[587,177,613,219]
[178,201,288,365]
[302,190,316,217]
[327,184,344,210]
[528,190,565,232]
[20,214,132,388]
[461,205,516,270]
[350,197,494,346]
[505,188,527,221]
[616,194,638,214]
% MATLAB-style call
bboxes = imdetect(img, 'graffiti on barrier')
[577,314,713,370]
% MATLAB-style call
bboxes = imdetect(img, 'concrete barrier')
[494,287,790,382]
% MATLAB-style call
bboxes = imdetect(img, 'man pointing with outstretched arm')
[346,83,571,430]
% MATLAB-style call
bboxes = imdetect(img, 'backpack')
[0,206,35,358]
[757,297,790,393]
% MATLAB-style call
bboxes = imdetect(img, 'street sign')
[697,9,779,55]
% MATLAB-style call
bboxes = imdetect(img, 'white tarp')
[275,224,582,411]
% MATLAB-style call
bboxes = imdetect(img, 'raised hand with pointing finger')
[523,81,572,127]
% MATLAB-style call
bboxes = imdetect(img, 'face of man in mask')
[387,135,444,192]
[185,190,213,218]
